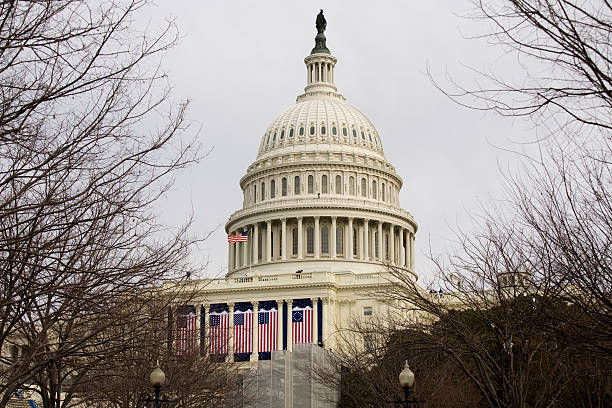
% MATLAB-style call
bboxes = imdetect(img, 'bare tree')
[0,1,208,406]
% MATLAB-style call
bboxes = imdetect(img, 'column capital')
[227,302,235,309]
[266,219,272,225]
[348,217,354,222]
[281,217,287,223]
[331,216,337,221]
[252,300,259,307]
[275,299,284,305]
[311,297,319,303]
[314,215,320,220]
[297,216,303,221]
[287,299,294,306]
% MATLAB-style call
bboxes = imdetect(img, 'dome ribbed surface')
[257,98,384,158]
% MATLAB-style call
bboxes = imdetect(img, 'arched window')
[352,129,357,138]
[343,128,347,136]
[336,226,344,254]
[292,228,298,255]
[289,128,294,138]
[299,127,304,136]
[361,131,365,140]
[368,133,372,142]
[335,175,342,194]
[321,226,329,254]
[270,179,276,198]
[382,182,386,201]
[294,176,300,195]
[321,125,326,135]
[261,182,266,201]
[308,175,314,194]
[349,176,355,195]
[254,185,257,203]
[353,228,358,256]
[282,177,287,196]
[361,178,367,197]
[384,234,389,261]
[332,126,337,135]
[372,180,377,199]
[306,227,314,254]
[273,132,277,141]
[310,126,315,135]
[280,130,285,139]
[258,230,263,260]
[321,175,328,194]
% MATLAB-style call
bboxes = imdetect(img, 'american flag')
[228,231,249,243]
[258,305,278,352]
[176,306,196,355]
[209,309,229,355]
[292,300,313,344]
[233,309,253,354]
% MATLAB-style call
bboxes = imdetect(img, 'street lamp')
[137,363,174,408]
[398,361,420,408]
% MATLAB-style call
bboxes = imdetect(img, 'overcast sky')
[144,1,533,283]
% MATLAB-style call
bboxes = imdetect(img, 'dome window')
[270,179,276,198]
[299,127,304,136]
[361,131,365,140]
[310,126,315,135]
[321,125,326,135]
[280,130,285,139]
[282,178,287,196]
[352,129,357,138]
[343,128,347,136]
[289,128,294,138]
[273,132,277,141]
[332,126,337,135]
[321,226,329,254]
[266,134,270,145]
[321,175,328,194]
[368,134,372,142]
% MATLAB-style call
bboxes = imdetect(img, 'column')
[363,220,369,260]
[228,237,234,271]
[347,218,353,260]
[276,299,284,351]
[312,297,319,345]
[243,227,249,267]
[252,301,259,361]
[378,221,383,260]
[235,231,240,268]
[389,224,395,265]
[297,217,303,260]
[281,218,287,260]
[228,302,235,358]
[266,220,272,262]
[287,299,293,351]
[314,216,320,259]
[410,233,415,270]
[253,223,259,264]
[405,231,410,270]
[331,216,337,258]
[399,228,405,267]
[203,304,210,355]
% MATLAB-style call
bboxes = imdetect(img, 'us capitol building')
[183,11,419,407]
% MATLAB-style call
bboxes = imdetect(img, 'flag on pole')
[258,301,278,352]
[233,304,253,354]
[176,305,196,355]
[292,299,313,344]
[209,304,230,355]
[228,231,249,243]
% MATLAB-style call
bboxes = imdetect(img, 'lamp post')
[137,364,174,408]
[398,360,420,408]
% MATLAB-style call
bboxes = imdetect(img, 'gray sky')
[146,1,532,283]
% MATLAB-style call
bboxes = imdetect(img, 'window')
[282,177,287,196]
[270,179,276,198]
[310,126,315,135]
[299,127,304,136]
[372,180,377,199]
[294,176,300,195]
[273,132,277,141]
[363,306,373,316]
[336,226,344,254]
[280,130,285,139]
[384,234,389,261]
[261,182,265,201]
[289,128,294,138]
[361,131,365,140]
[321,175,328,194]
[368,133,372,142]
[332,126,337,135]
[254,185,257,203]
[352,129,357,138]
[349,176,355,195]
[361,178,367,197]
[266,134,270,145]
[258,230,263,260]
[343,128,347,136]
[382,182,385,201]
[292,228,298,255]
[306,227,314,254]
[321,226,329,254]
[353,228,358,256]
[335,175,342,194]
[321,125,326,135]
[308,175,314,194]
[375,231,379,258]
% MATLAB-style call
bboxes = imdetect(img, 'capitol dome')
[226,20,417,279]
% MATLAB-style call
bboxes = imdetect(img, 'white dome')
[257,98,385,158]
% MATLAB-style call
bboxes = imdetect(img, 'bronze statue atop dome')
[316,10,326,34]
